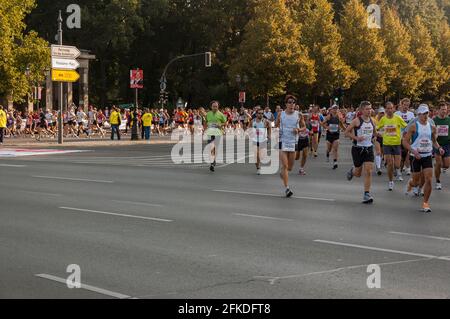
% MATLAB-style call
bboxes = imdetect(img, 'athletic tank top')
[280,111,299,151]
[327,115,340,136]
[310,114,320,133]
[252,119,267,143]
[411,122,433,157]
[354,117,375,147]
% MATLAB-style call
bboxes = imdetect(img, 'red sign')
[239,91,246,103]
[130,69,144,89]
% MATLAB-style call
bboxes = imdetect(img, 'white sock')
[375,155,381,170]
[396,169,401,176]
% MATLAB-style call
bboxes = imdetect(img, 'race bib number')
[362,128,373,138]
[329,124,339,133]
[418,139,432,153]
[282,142,296,152]
[208,123,219,129]
[437,125,449,137]
[384,125,397,136]
[311,120,319,128]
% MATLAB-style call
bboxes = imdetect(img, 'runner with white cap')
[403,104,445,213]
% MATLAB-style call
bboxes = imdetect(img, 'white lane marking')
[233,213,294,222]
[59,207,173,223]
[390,231,450,242]
[213,189,335,202]
[35,274,133,299]
[112,200,164,208]
[19,190,62,197]
[254,257,429,285]
[0,163,26,167]
[314,240,450,261]
[32,176,114,183]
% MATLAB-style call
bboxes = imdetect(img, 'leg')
[279,152,289,188]
[363,161,374,193]
[422,168,433,204]
[386,154,394,182]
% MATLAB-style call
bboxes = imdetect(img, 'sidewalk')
[1,135,176,148]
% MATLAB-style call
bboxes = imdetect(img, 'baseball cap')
[417,104,429,114]
[330,104,339,109]
[378,107,385,113]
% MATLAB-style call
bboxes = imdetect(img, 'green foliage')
[0,0,50,102]
[339,0,389,101]
[228,0,315,100]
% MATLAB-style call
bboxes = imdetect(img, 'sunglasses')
[287,101,295,104]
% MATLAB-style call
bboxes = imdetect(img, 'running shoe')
[299,168,306,175]
[405,167,411,176]
[285,188,293,198]
[436,183,442,190]
[257,168,261,175]
[388,181,394,191]
[333,163,338,170]
[346,168,354,181]
[396,175,404,182]
[362,193,374,204]
[376,169,382,176]
[209,164,215,172]
[421,203,432,213]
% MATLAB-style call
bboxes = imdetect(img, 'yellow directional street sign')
[51,69,80,82]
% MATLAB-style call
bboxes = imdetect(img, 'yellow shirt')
[142,113,153,127]
[377,115,407,146]
[110,111,120,125]
[0,110,6,128]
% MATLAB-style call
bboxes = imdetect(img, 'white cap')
[378,107,385,113]
[417,104,429,114]
[330,104,339,109]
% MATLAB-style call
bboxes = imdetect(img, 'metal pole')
[57,10,64,144]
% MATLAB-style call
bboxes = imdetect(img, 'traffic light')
[205,52,212,67]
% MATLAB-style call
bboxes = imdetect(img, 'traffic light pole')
[159,52,211,110]
[57,10,64,145]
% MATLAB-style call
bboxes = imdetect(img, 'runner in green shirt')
[204,101,227,172]
[433,102,450,190]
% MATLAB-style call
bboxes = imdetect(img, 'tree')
[409,16,447,98]
[339,0,389,101]
[0,0,50,103]
[437,21,450,99]
[228,0,315,104]
[380,7,422,99]
[289,0,358,100]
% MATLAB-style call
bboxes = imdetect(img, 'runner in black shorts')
[323,105,346,169]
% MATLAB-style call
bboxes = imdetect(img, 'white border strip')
[390,231,450,242]
[59,207,173,223]
[213,189,335,202]
[233,213,294,222]
[32,176,114,183]
[35,274,133,299]
[314,239,450,261]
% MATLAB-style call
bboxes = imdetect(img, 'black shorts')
[78,122,83,126]
[351,146,375,168]
[232,120,238,125]
[93,120,97,125]
[326,134,339,144]
[207,135,216,144]
[40,123,47,129]
[297,138,309,152]
[434,144,450,158]
[383,145,401,156]
[188,121,194,126]
[410,156,433,173]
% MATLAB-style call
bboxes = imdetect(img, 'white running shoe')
[405,167,411,176]
[389,181,394,191]
[396,175,404,182]
[436,183,442,190]
[257,168,261,175]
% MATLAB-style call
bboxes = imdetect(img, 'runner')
[309,105,321,157]
[373,108,385,175]
[251,109,271,175]
[395,98,415,175]
[376,102,407,191]
[433,102,450,190]
[296,113,310,175]
[276,95,300,197]
[322,104,346,169]
[345,101,377,204]
[403,104,445,213]
[204,101,227,172]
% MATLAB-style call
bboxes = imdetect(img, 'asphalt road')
[0,138,450,299]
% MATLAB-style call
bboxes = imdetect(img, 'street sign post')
[130,69,144,110]
[239,91,246,104]
[51,24,81,144]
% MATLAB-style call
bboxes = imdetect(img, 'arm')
[432,126,444,155]
[402,125,420,159]
[345,118,361,142]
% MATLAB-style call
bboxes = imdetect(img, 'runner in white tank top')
[276,95,301,197]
